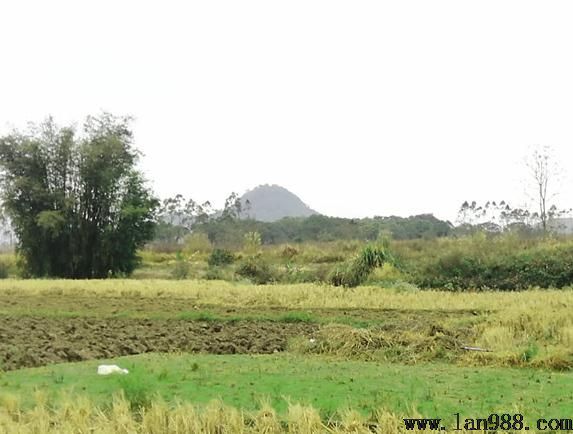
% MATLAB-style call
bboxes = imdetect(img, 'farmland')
[2,276,573,432]
[1,1,572,429]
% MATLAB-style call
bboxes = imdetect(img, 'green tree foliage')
[221,192,244,220]
[0,114,158,278]
[195,213,452,247]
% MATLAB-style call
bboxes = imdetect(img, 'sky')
[1,1,573,223]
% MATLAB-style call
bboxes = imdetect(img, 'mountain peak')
[240,184,319,222]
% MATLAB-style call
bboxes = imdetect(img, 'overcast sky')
[1,1,573,222]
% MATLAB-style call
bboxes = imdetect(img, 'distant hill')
[240,184,319,222]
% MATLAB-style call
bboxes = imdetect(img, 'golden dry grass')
[0,392,482,434]
[1,278,572,311]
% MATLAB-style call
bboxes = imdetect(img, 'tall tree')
[525,145,567,234]
[221,192,243,220]
[527,145,551,233]
[0,114,158,278]
[157,195,212,243]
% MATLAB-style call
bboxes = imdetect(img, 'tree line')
[153,210,453,249]
[0,114,569,278]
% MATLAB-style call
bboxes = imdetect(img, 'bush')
[328,245,389,287]
[328,261,370,288]
[0,260,7,279]
[281,244,299,260]
[407,238,573,290]
[235,256,275,284]
[207,249,235,267]
[171,252,190,279]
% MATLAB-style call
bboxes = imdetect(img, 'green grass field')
[3,353,572,425]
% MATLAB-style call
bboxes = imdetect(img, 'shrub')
[171,252,190,279]
[407,238,573,290]
[0,260,8,279]
[328,245,389,287]
[235,256,274,284]
[281,244,299,260]
[328,260,370,288]
[208,249,235,267]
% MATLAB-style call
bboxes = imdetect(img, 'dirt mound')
[0,316,318,371]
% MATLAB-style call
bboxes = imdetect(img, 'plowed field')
[0,315,317,370]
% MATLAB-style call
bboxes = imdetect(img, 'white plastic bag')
[97,364,129,375]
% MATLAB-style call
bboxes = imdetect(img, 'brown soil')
[0,294,481,323]
[0,316,318,371]
[0,294,481,371]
